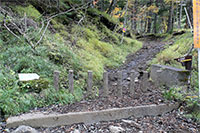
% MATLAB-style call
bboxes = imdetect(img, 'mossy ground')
[151,31,193,68]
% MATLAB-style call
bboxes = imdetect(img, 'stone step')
[7,103,179,128]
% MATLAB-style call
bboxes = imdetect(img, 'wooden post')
[88,70,93,96]
[54,70,60,91]
[103,71,109,97]
[141,71,148,92]
[130,70,136,95]
[117,71,123,97]
[68,70,74,93]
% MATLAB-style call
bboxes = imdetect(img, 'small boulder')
[71,129,80,133]
[12,125,38,133]
[109,125,125,133]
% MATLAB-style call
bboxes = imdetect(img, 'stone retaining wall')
[150,64,190,87]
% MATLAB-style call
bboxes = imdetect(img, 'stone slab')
[18,73,40,81]
[6,103,179,128]
[150,64,190,87]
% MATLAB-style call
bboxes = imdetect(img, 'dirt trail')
[107,36,167,95]
[31,36,171,114]
[108,36,166,81]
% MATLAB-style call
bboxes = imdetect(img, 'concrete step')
[7,103,179,128]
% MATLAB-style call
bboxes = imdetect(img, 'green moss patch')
[151,32,193,68]
[14,5,41,20]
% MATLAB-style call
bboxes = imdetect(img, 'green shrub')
[19,78,50,93]
[14,5,41,20]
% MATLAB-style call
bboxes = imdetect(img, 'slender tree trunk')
[167,1,174,33]
[132,0,138,33]
[186,0,193,27]
[140,19,144,33]
[153,0,159,33]
[175,0,179,28]
[101,0,104,11]
[107,0,117,14]
[153,14,158,33]
[178,0,183,29]
[144,19,148,33]
[120,0,128,44]
[147,0,153,33]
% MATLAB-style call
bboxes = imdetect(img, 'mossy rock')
[19,78,50,93]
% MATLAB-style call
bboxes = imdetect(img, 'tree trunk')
[144,19,148,33]
[132,0,138,33]
[107,0,117,14]
[186,0,193,27]
[167,1,174,33]
[147,0,153,33]
[101,0,104,11]
[140,19,144,33]
[153,0,159,33]
[178,0,183,29]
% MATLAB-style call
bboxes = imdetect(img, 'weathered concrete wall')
[150,64,190,87]
[6,103,179,128]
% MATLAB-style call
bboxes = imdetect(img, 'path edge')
[6,103,179,128]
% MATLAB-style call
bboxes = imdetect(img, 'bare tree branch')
[3,14,21,39]
[3,22,21,40]
[46,1,92,21]
[29,20,45,41]
[0,0,93,50]
[35,20,50,47]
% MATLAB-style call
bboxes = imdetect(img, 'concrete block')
[150,64,190,87]
[6,103,179,128]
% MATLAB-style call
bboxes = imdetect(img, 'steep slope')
[0,0,142,117]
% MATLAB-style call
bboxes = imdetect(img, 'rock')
[122,120,141,129]
[150,64,190,87]
[109,125,125,133]
[71,129,80,133]
[4,128,10,132]
[112,83,117,86]
[122,119,134,124]
[126,77,131,81]
[12,125,38,133]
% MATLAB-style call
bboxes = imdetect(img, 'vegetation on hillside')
[0,0,199,122]
[0,0,142,117]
